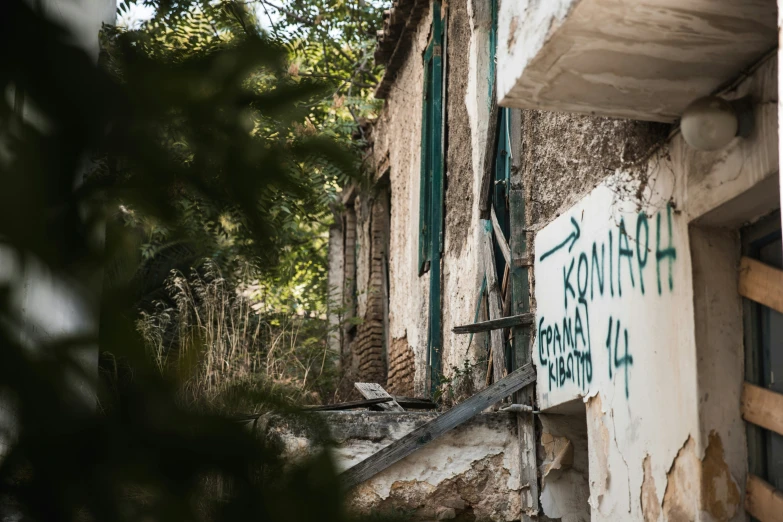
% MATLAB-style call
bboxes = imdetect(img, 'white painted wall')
[532,56,778,521]
[535,178,699,520]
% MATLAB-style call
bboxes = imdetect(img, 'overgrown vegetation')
[136,261,340,413]
[106,0,387,409]
[0,0,386,518]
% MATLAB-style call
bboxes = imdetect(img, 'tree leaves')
[0,1,383,520]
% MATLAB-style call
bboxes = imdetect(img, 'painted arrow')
[539,216,580,262]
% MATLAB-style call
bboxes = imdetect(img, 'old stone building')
[328,0,783,520]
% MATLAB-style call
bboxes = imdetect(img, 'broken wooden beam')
[452,313,534,334]
[355,382,404,411]
[739,256,783,314]
[303,397,392,411]
[741,382,783,437]
[490,205,511,268]
[340,363,536,490]
[393,397,438,410]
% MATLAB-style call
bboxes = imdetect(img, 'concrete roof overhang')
[496,0,777,122]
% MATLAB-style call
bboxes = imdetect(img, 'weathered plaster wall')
[440,0,487,384]
[528,56,778,521]
[495,0,776,122]
[370,6,433,395]
[259,412,525,521]
[521,111,670,231]
[689,225,745,520]
[370,0,494,394]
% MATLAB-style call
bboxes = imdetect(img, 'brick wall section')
[353,196,389,385]
[342,207,357,332]
[386,336,415,396]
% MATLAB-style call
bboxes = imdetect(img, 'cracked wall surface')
[258,412,524,521]
[329,2,778,520]
[528,53,777,522]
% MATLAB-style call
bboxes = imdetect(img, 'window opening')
[742,212,783,491]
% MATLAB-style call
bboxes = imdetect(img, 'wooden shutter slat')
[741,382,783,437]
[746,474,783,522]
[738,256,783,314]
[490,205,512,267]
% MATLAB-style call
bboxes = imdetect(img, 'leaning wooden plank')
[739,256,783,314]
[304,397,392,411]
[452,313,535,334]
[746,474,783,522]
[481,220,506,383]
[355,382,404,412]
[478,99,500,213]
[341,363,536,490]
[741,382,783,437]
[490,205,512,268]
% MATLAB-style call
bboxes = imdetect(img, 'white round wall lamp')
[680,95,754,151]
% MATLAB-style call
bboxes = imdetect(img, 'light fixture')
[680,95,754,151]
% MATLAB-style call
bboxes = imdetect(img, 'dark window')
[743,212,783,491]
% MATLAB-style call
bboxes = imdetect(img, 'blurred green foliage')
[0,0,385,519]
[113,0,385,316]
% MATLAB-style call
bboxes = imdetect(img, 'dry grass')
[136,261,338,414]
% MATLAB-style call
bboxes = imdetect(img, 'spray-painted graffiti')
[536,203,676,399]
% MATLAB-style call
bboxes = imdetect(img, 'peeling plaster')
[660,432,741,521]
[540,432,574,485]
[259,412,523,521]
[641,455,661,522]
[662,436,701,521]
[700,432,741,520]
[352,453,523,521]
[585,395,610,513]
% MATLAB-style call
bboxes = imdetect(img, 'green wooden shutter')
[428,4,444,392]
[418,53,433,275]
[418,1,446,393]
